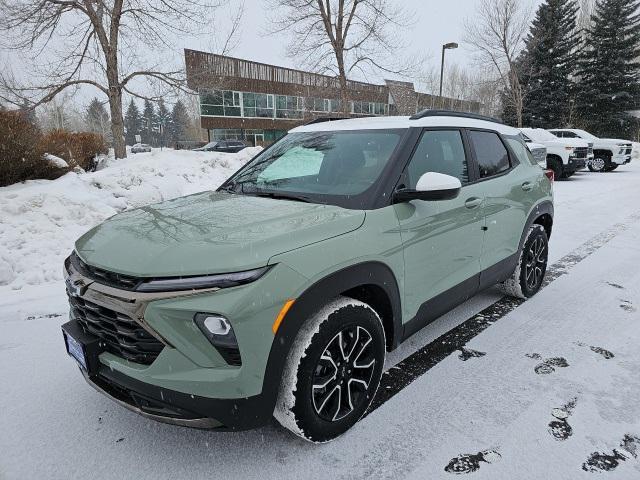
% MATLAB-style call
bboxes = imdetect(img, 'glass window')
[469,131,510,178]
[226,130,403,199]
[406,130,469,187]
[505,136,536,166]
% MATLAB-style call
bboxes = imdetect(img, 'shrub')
[39,130,107,171]
[0,110,66,187]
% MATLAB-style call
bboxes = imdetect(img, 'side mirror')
[393,172,462,203]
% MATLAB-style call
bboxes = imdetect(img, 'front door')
[394,129,486,321]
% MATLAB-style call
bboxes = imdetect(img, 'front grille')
[624,145,632,155]
[68,294,164,365]
[70,252,141,291]
[572,147,589,159]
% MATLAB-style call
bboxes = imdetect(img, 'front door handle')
[522,182,533,191]
[465,197,483,209]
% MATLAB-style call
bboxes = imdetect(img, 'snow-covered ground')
[1,153,640,479]
[0,147,261,289]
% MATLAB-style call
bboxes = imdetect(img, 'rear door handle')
[465,197,483,209]
[522,182,533,191]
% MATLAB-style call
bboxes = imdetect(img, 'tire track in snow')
[367,211,640,414]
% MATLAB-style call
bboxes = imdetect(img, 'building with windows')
[185,49,481,146]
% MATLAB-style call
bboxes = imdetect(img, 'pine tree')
[170,100,191,144]
[156,99,171,148]
[520,0,580,128]
[124,99,141,145]
[575,0,640,137]
[141,99,157,145]
[85,98,111,141]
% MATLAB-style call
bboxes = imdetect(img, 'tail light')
[544,169,554,182]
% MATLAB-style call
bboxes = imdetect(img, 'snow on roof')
[292,115,520,136]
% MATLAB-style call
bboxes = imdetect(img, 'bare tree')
[0,0,227,158]
[266,0,418,113]
[464,0,532,127]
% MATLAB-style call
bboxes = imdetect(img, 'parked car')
[61,111,553,442]
[193,140,247,153]
[520,128,592,179]
[526,141,548,170]
[549,128,633,172]
[131,143,152,153]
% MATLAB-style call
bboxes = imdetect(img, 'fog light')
[194,313,241,366]
[204,315,231,336]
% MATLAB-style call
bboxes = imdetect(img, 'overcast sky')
[1,0,545,106]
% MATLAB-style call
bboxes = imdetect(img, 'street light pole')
[439,42,459,107]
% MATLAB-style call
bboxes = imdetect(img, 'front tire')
[547,158,563,180]
[500,224,549,299]
[274,297,385,443]
[588,155,608,172]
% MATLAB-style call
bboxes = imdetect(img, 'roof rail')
[410,109,503,124]
[304,116,350,126]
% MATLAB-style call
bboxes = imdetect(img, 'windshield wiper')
[252,192,313,203]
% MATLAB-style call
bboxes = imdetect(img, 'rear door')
[395,128,486,320]
[468,130,538,280]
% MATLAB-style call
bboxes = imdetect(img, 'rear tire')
[547,158,563,181]
[500,224,549,299]
[274,297,386,443]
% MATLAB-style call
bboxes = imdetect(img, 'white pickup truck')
[549,128,633,172]
[520,128,593,179]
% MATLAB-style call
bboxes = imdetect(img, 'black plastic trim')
[409,109,504,124]
[258,261,403,419]
[92,360,270,430]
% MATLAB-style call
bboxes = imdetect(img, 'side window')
[469,131,510,178]
[564,131,578,138]
[505,136,536,166]
[553,131,564,138]
[406,130,469,188]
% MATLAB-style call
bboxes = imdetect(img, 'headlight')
[136,266,271,292]
[564,147,575,152]
[619,146,625,154]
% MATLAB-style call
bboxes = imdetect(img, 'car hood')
[544,138,590,148]
[75,191,365,277]
[596,138,632,146]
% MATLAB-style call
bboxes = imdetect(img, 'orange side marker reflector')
[272,299,295,334]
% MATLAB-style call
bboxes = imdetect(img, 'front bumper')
[63,256,308,429]
[565,157,586,172]
[612,154,632,165]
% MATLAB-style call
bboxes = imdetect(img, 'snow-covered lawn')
[1,153,640,479]
[0,147,261,289]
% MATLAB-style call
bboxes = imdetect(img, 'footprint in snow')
[533,357,569,375]
[606,282,625,290]
[458,347,486,361]
[525,353,542,359]
[575,342,615,359]
[619,300,637,313]
[444,449,501,474]
[582,434,640,472]
[548,398,577,441]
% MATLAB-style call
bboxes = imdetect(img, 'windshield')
[522,129,558,142]
[221,130,404,205]
[575,130,597,140]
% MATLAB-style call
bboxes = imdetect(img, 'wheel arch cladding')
[260,261,402,416]
[521,201,554,250]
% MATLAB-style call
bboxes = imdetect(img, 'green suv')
[62,111,553,442]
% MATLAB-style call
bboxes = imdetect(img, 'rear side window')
[469,131,510,178]
[505,136,536,166]
[406,130,469,187]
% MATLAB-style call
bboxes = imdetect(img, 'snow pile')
[0,147,260,289]
[43,153,69,169]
